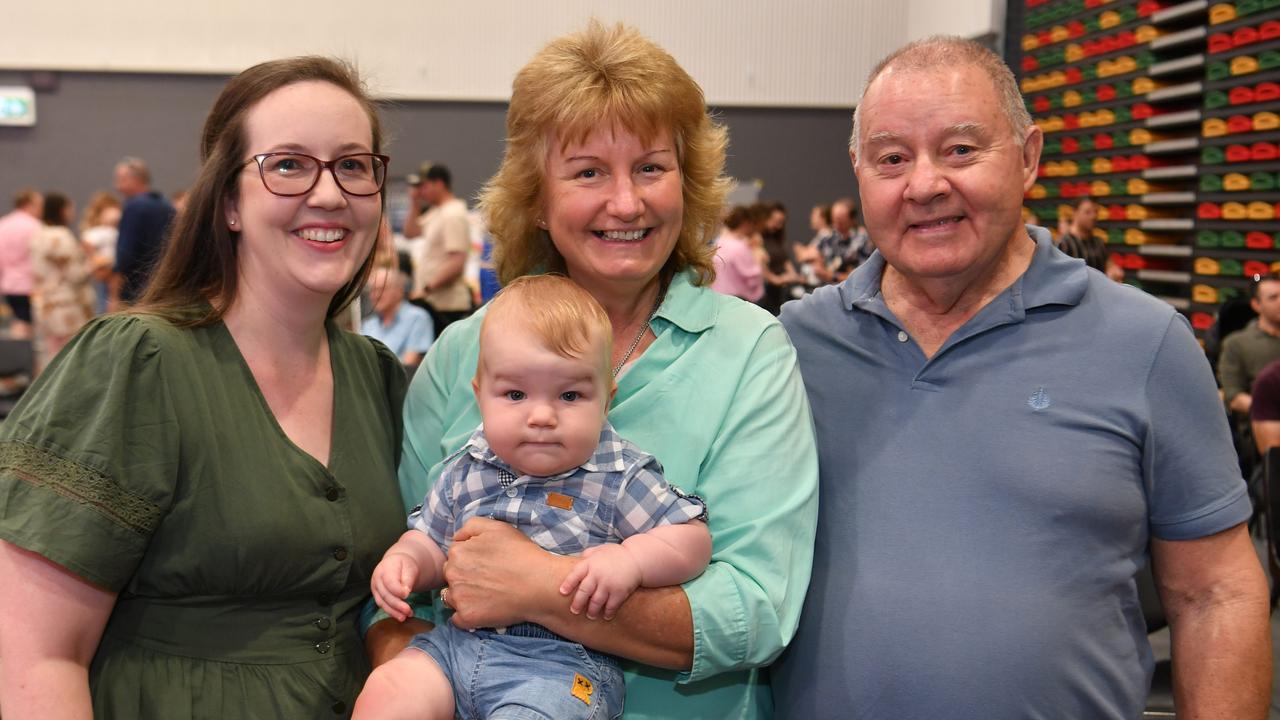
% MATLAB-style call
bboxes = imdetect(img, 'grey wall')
[0,70,857,245]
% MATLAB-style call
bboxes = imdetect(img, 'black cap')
[406,162,451,188]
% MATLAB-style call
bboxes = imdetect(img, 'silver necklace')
[612,290,664,378]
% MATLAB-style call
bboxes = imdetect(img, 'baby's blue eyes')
[505,390,526,401]
[560,391,580,402]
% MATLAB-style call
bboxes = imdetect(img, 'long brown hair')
[135,56,386,325]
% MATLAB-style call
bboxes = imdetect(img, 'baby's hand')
[371,552,420,623]
[558,544,642,620]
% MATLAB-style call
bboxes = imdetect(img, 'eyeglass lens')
[259,154,386,196]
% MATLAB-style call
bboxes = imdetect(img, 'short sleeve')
[613,458,708,538]
[440,210,471,254]
[1145,314,1251,539]
[1216,331,1249,403]
[406,310,435,354]
[409,453,467,550]
[1252,360,1280,421]
[0,315,180,590]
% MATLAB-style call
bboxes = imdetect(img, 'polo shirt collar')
[842,224,1089,319]
[464,422,629,477]
[653,270,716,334]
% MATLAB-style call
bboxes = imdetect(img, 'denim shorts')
[408,621,624,720]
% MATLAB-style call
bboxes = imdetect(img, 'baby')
[355,274,711,720]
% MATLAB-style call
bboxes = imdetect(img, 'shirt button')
[315,640,332,654]
[314,616,332,631]
[317,593,333,606]
[897,330,909,343]
[331,700,347,715]
[332,546,348,561]
[505,487,517,498]
[325,486,341,502]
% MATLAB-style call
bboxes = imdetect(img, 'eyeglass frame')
[243,152,391,198]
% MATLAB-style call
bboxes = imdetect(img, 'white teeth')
[296,228,346,243]
[599,229,646,241]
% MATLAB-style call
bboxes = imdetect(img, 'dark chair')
[0,338,35,419]
[1138,563,1177,718]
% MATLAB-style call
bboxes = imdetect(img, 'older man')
[112,157,175,306]
[773,37,1269,718]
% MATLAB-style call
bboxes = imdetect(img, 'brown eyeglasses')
[245,152,390,197]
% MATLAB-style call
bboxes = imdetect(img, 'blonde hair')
[479,20,731,287]
[79,191,121,234]
[850,36,1033,156]
[478,275,613,380]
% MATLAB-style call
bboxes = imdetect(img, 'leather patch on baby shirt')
[546,492,575,510]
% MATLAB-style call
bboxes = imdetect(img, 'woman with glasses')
[0,57,405,719]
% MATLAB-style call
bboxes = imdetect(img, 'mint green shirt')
[399,271,819,719]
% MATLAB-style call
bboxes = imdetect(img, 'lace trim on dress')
[0,440,161,535]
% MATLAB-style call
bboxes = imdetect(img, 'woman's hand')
[443,517,575,629]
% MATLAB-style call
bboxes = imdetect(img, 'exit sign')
[0,87,35,126]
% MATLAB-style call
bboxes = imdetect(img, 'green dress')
[0,312,407,719]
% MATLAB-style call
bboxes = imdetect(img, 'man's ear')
[1021,126,1044,193]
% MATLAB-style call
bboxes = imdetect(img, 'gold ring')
[440,587,450,607]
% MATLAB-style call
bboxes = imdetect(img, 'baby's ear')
[471,376,481,397]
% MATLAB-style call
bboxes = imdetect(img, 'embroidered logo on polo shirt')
[1028,387,1052,411]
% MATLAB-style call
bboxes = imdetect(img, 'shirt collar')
[841,224,1089,316]
[653,269,716,334]
[464,422,629,477]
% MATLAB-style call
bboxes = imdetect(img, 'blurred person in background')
[80,190,122,314]
[709,204,764,302]
[30,192,95,370]
[757,201,803,314]
[362,264,434,368]
[0,188,43,338]
[111,156,175,308]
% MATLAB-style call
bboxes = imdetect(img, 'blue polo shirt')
[773,225,1250,719]
[361,301,434,359]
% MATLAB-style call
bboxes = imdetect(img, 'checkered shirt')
[409,423,707,555]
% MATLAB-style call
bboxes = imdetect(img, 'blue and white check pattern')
[410,423,707,555]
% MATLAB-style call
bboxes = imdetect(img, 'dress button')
[314,616,332,631]
[315,640,332,654]
[332,546,348,561]
[325,486,341,501]
[505,487,518,498]
[331,700,347,714]
[897,330,909,343]
[317,593,333,606]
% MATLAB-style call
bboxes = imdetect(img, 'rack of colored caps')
[1097,203,1169,220]
[1202,111,1280,137]
[1206,51,1280,81]
[1029,81,1138,112]
[1024,1,1158,34]
[1034,104,1154,132]
[1194,256,1279,276]
[1193,283,1245,305]
[1211,1,1280,26]
[1040,155,1153,176]
[1207,20,1280,52]
[1204,81,1280,108]
[1196,229,1280,248]
[1021,26,1157,71]
[1201,142,1280,163]
[1029,176,1159,198]
[1200,172,1280,191]
[1197,200,1280,219]
[1021,53,1155,92]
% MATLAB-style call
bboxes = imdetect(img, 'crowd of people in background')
[708,197,873,315]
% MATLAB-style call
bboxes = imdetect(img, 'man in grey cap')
[405,162,473,331]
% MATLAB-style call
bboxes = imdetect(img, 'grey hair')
[850,36,1032,162]
[116,156,152,184]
